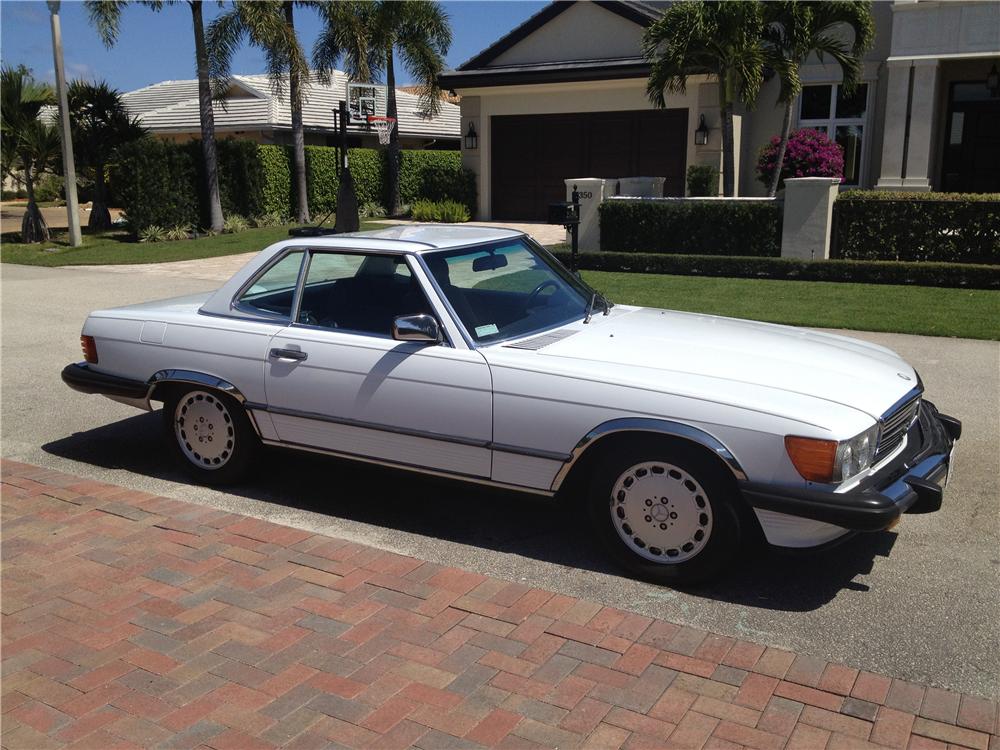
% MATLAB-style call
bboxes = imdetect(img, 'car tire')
[162,387,257,486]
[587,443,744,585]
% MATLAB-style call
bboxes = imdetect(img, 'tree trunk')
[21,164,50,243]
[385,46,401,216]
[768,101,794,197]
[88,161,112,230]
[191,0,224,232]
[286,1,310,224]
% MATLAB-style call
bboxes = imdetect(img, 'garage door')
[491,109,688,220]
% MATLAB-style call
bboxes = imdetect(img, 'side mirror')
[392,314,442,343]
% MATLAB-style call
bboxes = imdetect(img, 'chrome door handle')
[269,348,308,361]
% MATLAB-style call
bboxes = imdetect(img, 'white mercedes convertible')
[63,225,960,583]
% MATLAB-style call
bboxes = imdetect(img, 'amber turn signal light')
[784,435,837,482]
[81,335,98,364]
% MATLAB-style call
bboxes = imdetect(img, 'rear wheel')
[162,388,257,485]
[587,444,744,585]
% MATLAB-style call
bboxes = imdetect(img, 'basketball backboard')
[347,82,387,125]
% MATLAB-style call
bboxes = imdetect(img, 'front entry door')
[942,82,1000,192]
[262,251,493,477]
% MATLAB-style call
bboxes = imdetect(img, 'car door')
[262,249,493,477]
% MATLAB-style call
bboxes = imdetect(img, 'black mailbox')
[548,201,580,226]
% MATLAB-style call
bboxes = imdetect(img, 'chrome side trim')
[246,402,570,462]
[260,438,556,497]
[549,417,748,492]
[249,403,490,448]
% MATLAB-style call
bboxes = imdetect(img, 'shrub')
[1,188,28,200]
[411,199,470,223]
[112,140,199,233]
[398,150,461,205]
[139,225,167,243]
[686,165,719,197]
[757,129,844,190]
[599,198,781,257]
[360,202,387,218]
[258,144,293,217]
[164,224,193,241]
[414,162,477,214]
[549,249,1000,290]
[34,173,64,202]
[252,211,285,228]
[833,191,1000,264]
[223,214,249,234]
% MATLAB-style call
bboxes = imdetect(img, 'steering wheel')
[525,279,559,309]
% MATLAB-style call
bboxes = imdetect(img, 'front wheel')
[587,444,745,585]
[162,388,257,485]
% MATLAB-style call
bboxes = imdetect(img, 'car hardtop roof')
[337,224,526,251]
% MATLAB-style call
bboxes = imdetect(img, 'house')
[439,0,1000,220]
[121,71,460,150]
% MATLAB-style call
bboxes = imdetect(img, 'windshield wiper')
[584,291,612,324]
[584,293,596,324]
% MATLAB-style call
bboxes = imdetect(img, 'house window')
[798,83,870,186]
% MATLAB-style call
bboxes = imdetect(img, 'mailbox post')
[548,186,581,273]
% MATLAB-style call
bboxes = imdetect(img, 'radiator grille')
[875,394,921,459]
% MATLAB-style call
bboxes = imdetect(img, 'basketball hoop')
[368,115,396,146]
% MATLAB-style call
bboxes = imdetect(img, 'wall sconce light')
[464,121,478,150]
[694,114,709,145]
[987,64,1000,98]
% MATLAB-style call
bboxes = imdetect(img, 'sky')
[0,0,548,91]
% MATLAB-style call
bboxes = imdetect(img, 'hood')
[507,307,917,420]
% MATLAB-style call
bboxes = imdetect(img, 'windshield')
[422,238,594,344]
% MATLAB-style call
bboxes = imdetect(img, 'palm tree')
[315,0,451,215]
[1,66,61,243]
[86,0,225,232]
[207,1,312,223]
[763,1,875,196]
[68,80,147,230]
[643,1,766,197]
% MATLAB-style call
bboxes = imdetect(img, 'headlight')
[785,423,880,483]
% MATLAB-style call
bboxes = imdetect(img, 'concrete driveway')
[1,262,997,699]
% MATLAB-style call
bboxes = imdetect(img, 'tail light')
[81,335,98,364]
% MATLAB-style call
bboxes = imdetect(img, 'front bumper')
[740,400,961,533]
[61,362,150,400]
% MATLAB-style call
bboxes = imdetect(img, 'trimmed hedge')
[600,198,781,257]
[112,139,199,231]
[550,249,1000,290]
[115,139,469,232]
[833,191,1000,264]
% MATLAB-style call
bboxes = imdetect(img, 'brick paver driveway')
[2,460,997,750]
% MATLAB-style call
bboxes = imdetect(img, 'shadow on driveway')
[43,411,898,614]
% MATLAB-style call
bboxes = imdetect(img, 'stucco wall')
[489,3,645,67]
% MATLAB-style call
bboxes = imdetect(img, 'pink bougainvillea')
[756,129,845,189]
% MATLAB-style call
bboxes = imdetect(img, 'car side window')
[236,250,305,319]
[297,252,433,337]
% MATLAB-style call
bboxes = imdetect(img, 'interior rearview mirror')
[472,253,509,272]
[392,314,441,343]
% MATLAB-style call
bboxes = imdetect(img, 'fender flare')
[147,369,249,404]
[549,417,747,492]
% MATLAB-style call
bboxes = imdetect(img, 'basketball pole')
[334,100,360,233]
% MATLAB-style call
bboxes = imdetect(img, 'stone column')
[780,177,840,260]
[564,178,608,252]
[876,58,940,191]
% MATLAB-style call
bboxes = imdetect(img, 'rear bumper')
[741,400,960,533]
[61,363,150,401]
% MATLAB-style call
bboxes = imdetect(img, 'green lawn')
[0,223,389,267]
[582,270,1000,340]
